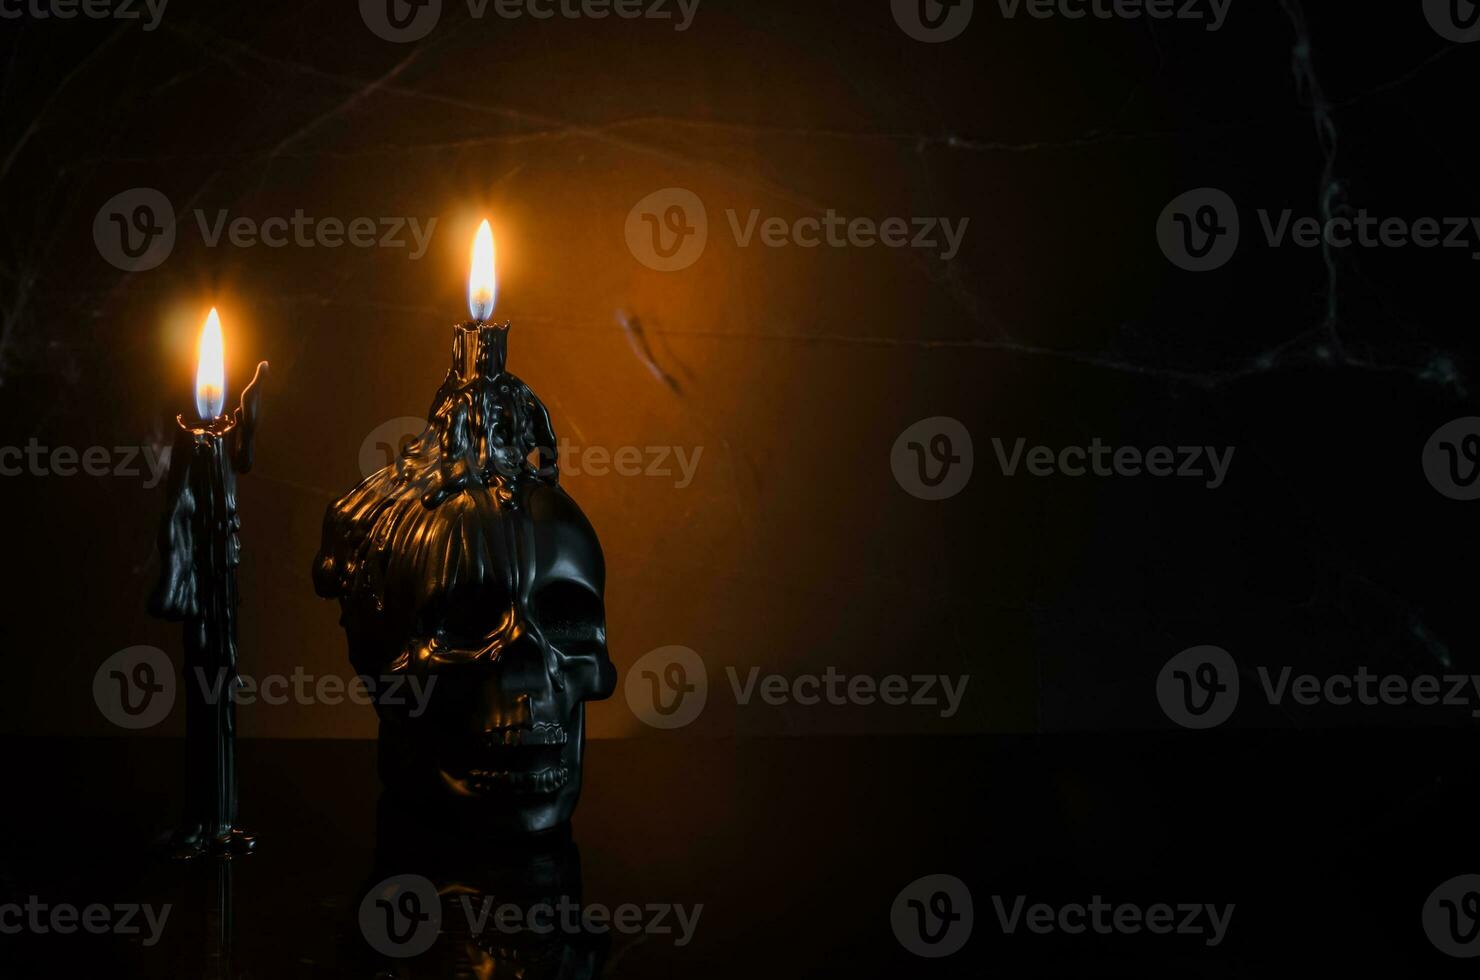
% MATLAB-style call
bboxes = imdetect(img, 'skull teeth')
[466,766,571,794]
[483,723,568,747]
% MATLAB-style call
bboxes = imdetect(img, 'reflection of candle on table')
[149,308,268,859]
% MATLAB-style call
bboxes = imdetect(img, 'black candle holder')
[314,321,615,836]
[149,360,268,859]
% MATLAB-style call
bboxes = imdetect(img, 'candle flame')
[469,219,497,322]
[195,307,226,421]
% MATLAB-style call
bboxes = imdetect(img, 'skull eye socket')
[405,584,515,669]
[533,580,605,657]
[535,580,612,697]
[424,584,514,650]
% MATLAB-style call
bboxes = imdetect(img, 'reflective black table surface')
[0,733,1476,977]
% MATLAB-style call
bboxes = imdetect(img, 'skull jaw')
[376,707,590,836]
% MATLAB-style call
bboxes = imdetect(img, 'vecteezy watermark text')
[0,897,171,947]
[557,440,702,487]
[727,666,969,718]
[358,873,701,958]
[1159,188,1480,271]
[93,646,437,730]
[193,210,437,257]
[0,0,167,29]
[358,418,705,489]
[360,0,699,43]
[191,668,436,715]
[464,0,698,28]
[892,0,1230,44]
[992,438,1235,489]
[0,440,170,487]
[623,647,971,729]
[889,876,1232,957]
[1158,645,1480,728]
[725,209,969,261]
[624,188,970,271]
[991,895,1234,947]
[994,0,1230,29]
[93,188,438,272]
[457,895,702,946]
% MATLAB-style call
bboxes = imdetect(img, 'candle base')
[166,825,258,860]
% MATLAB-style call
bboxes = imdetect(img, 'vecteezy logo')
[1157,188,1240,272]
[1425,0,1480,42]
[359,874,441,958]
[361,0,441,42]
[1423,418,1480,501]
[891,874,973,957]
[93,646,175,730]
[625,188,708,271]
[1424,875,1480,957]
[626,646,707,729]
[891,417,974,500]
[1156,645,1239,729]
[892,0,974,42]
[93,188,176,272]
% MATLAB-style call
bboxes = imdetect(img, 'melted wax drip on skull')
[312,322,559,634]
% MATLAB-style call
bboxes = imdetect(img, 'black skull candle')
[313,221,616,835]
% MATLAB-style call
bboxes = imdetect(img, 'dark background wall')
[0,0,1474,739]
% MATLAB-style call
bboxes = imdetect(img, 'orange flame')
[469,220,496,322]
[195,307,225,420]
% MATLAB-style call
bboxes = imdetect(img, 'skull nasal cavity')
[483,692,533,731]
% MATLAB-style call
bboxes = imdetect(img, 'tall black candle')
[149,309,268,859]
